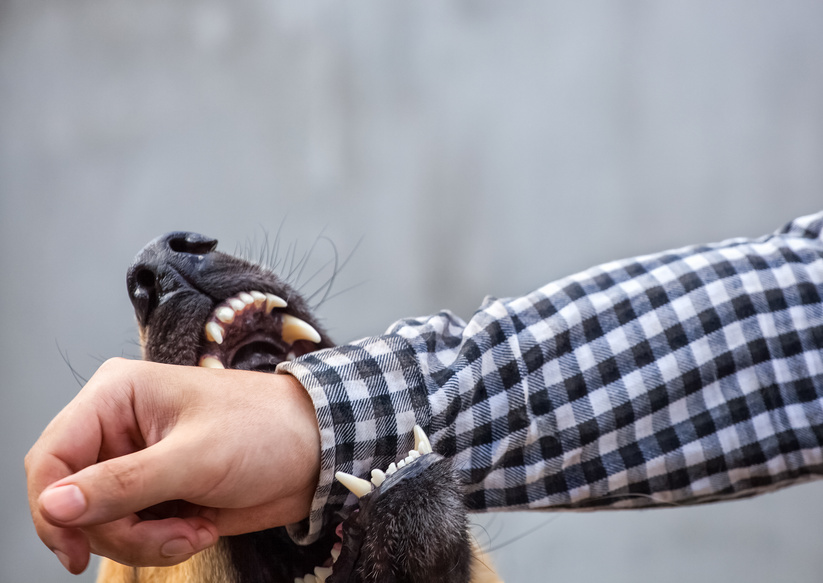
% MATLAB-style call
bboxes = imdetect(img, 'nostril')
[129,266,159,326]
[134,267,157,292]
[167,233,218,256]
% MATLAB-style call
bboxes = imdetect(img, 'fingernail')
[196,527,214,548]
[41,485,87,522]
[161,537,195,558]
[53,549,71,572]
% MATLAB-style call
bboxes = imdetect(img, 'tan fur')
[98,542,235,583]
[470,545,503,583]
[98,540,502,582]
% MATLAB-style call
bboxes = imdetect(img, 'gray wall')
[3,1,823,581]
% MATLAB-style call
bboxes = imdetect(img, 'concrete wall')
[3,1,823,581]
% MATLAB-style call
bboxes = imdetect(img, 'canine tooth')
[199,356,224,369]
[265,293,287,312]
[250,290,266,308]
[330,547,341,562]
[371,468,386,487]
[315,566,333,582]
[282,314,321,344]
[229,298,246,312]
[205,322,224,344]
[335,471,373,498]
[216,307,235,324]
[413,425,433,455]
[386,462,397,475]
[239,292,255,305]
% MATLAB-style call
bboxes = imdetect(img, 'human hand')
[25,357,320,574]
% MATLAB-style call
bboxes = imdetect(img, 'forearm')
[281,211,823,543]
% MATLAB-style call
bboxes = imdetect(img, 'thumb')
[39,438,195,528]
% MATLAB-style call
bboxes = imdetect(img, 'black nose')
[126,232,218,326]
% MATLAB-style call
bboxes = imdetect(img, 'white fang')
[335,471,372,498]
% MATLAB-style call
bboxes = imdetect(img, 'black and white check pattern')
[280,212,823,544]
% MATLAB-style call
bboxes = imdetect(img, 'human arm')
[25,359,319,573]
[280,211,823,543]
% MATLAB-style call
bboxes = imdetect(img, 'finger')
[39,438,201,529]
[25,409,104,573]
[37,524,91,575]
[86,515,218,567]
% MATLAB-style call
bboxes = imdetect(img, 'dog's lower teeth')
[371,468,386,487]
[336,471,373,498]
[199,356,224,369]
[414,425,433,454]
[315,566,333,581]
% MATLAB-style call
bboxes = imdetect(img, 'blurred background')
[3,1,823,581]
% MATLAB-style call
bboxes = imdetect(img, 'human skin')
[25,357,321,574]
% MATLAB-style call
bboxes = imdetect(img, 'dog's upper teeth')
[413,425,433,454]
[335,471,373,498]
[281,314,322,344]
[265,293,287,312]
[228,298,246,312]
[238,292,255,305]
[205,322,224,344]
[216,306,235,324]
[250,290,267,308]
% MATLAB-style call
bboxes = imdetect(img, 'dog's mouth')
[300,427,438,583]
[195,290,322,372]
[187,289,439,583]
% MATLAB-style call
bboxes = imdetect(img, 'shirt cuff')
[277,334,433,544]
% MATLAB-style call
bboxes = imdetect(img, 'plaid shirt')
[279,211,823,544]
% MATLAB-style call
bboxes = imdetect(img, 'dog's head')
[127,231,334,369]
[123,231,473,583]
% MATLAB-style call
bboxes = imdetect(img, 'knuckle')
[97,357,127,376]
[101,458,145,502]
[23,448,34,473]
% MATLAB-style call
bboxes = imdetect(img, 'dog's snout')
[127,232,218,326]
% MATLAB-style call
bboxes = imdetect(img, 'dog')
[96,231,501,583]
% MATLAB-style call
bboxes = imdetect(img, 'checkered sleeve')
[279,211,823,544]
